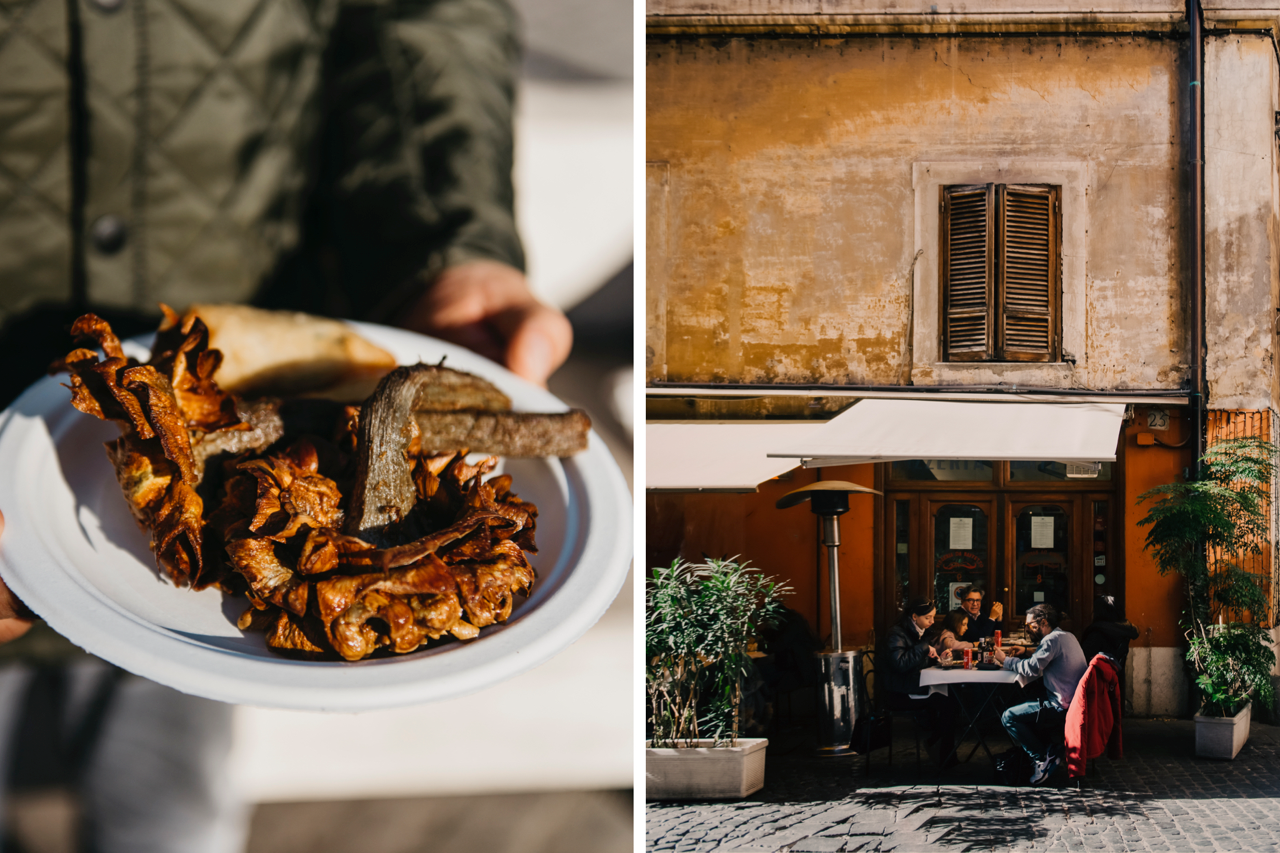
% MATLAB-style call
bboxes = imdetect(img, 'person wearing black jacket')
[1081,595,1140,672]
[877,598,960,766]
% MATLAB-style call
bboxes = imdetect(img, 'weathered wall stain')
[648,35,1189,388]
[646,162,670,376]
[1206,212,1275,403]
[1203,36,1279,411]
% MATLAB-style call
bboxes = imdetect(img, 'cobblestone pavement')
[647,719,1280,852]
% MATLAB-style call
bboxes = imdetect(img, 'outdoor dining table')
[919,664,1023,766]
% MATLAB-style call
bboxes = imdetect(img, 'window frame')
[910,160,1088,387]
[939,182,1063,363]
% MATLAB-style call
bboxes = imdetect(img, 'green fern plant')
[646,556,790,748]
[1137,437,1277,717]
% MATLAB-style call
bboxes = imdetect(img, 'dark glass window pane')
[932,504,988,610]
[891,459,994,482]
[1014,505,1069,616]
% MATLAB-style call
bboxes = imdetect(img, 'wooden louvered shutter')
[997,185,1059,362]
[941,184,995,361]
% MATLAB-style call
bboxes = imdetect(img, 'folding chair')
[857,652,927,776]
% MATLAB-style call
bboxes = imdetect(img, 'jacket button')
[90,215,128,255]
[89,0,124,11]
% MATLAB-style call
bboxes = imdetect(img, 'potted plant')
[1137,437,1278,758]
[646,556,789,799]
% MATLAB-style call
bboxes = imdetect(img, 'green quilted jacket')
[0,0,525,663]
[0,0,523,335]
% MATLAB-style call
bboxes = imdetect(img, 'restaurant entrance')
[881,459,1120,638]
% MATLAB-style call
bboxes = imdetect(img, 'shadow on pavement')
[648,718,1280,853]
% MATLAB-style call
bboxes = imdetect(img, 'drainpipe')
[1187,0,1207,724]
[1189,0,1206,477]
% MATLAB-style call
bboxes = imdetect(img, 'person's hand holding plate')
[0,511,34,643]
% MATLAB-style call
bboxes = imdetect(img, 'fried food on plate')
[55,306,589,660]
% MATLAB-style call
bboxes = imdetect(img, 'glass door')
[881,462,1121,636]
[1005,497,1082,629]
[880,494,997,634]
[925,497,997,614]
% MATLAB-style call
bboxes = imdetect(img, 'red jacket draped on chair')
[1065,654,1123,778]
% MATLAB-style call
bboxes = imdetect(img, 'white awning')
[768,399,1126,467]
[646,422,822,491]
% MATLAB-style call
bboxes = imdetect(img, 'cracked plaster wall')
[647,35,1191,388]
[1204,35,1280,411]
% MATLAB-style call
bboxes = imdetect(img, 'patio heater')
[776,480,882,757]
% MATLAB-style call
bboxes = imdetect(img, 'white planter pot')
[1194,701,1251,759]
[645,738,768,800]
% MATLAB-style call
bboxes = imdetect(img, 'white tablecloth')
[920,667,1020,686]
[913,666,1021,697]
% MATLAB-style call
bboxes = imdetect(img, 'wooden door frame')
[922,494,999,614]
[880,477,1125,639]
[1004,494,1084,631]
[1083,491,1122,612]
[879,491,918,642]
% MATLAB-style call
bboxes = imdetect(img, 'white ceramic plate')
[0,323,631,711]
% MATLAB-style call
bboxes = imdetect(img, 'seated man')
[993,603,1087,785]
[957,585,1003,642]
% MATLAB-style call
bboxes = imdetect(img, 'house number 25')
[1147,409,1170,431]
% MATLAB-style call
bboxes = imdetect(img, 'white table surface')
[920,666,1020,686]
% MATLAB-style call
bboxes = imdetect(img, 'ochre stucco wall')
[1203,35,1280,411]
[647,35,1188,389]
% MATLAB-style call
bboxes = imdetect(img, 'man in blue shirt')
[993,603,1087,785]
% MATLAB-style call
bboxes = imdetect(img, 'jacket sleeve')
[317,0,525,321]
[886,627,931,674]
[1064,662,1089,778]
[1106,660,1124,759]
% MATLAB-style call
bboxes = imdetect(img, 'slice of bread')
[185,304,397,400]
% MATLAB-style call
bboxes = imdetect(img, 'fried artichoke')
[56,307,577,660]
